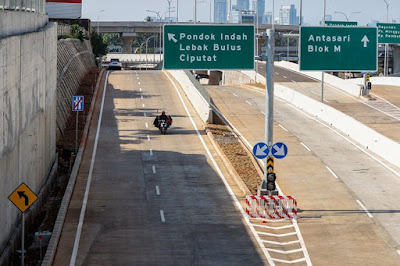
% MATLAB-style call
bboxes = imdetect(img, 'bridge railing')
[0,0,45,14]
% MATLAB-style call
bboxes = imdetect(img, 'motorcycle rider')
[153,111,173,128]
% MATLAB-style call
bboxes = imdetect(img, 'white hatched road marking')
[262,240,300,246]
[266,248,304,254]
[209,101,312,266]
[356,200,373,218]
[246,100,252,106]
[155,186,160,195]
[366,96,400,121]
[261,111,265,115]
[300,142,311,152]
[160,210,165,222]
[326,165,339,179]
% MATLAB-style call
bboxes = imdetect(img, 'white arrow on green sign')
[163,24,255,70]
[300,26,378,71]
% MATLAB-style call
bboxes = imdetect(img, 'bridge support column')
[393,46,400,75]
[122,36,135,54]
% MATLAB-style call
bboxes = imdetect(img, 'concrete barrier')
[0,22,57,258]
[0,11,48,38]
[233,70,400,169]
[275,61,362,97]
[166,70,212,123]
[348,77,400,87]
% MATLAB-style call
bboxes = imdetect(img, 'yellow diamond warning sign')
[8,183,38,213]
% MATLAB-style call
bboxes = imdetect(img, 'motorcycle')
[158,120,168,134]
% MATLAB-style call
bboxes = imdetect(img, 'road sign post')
[72,96,84,156]
[8,183,38,266]
[163,24,254,70]
[300,26,378,71]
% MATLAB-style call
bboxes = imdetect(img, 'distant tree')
[71,24,85,42]
[145,16,153,22]
[103,33,122,46]
[91,32,108,57]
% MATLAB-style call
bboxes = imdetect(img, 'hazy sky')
[82,0,400,26]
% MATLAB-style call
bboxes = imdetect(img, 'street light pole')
[97,9,105,33]
[334,11,361,21]
[321,0,326,103]
[384,0,391,76]
[194,0,197,23]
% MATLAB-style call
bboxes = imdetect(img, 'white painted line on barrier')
[142,103,145,108]
[156,186,160,195]
[160,210,165,222]
[326,166,339,179]
[279,124,288,132]
[300,142,311,152]
[356,200,373,218]
[145,122,148,128]
[246,100,252,106]
[283,76,288,79]
[70,71,110,266]
[233,93,238,97]
[152,165,156,174]
[163,71,277,265]
[150,149,153,156]
[147,135,151,141]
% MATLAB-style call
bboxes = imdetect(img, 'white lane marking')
[386,88,391,91]
[311,91,318,95]
[147,135,151,141]
[140,88,142,92]
[397,250,400,256]
[261,111,265,115]
[210,102,312,265]
[233,93,238,97]
[326,166,339,179]
[283,75,288,79]
[300,142,312,152]
[356,200,373,218]
[164,71,277,265]
[138,82,141,85]
[144,112,147,117]
[276,72,280,75]
[324,99,330,103]
[279,124,288,132]
[145,122,148,128]
[222,89,227,92]
[160,210,165,222]
[155,186,160,195]
[152,165,156,174]
[70,71,110,266]
[141,95,144,99]
[150,149,153,156]
[137,77,139,80]
[245,100,252,106]
[142,103,145,108]
[291,80,296,83]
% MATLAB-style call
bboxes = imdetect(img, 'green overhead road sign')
[325,21,358,27]
[377,23,400,44]
[163,24,254,70]
[300,26,378,71]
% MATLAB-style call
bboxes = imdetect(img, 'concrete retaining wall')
[233,70,400,169]
[0,11,48,38]
[167,70,212,124]
[275,61,362,97]
[56,39,95,137]
[0,22,57,255]
[223,70,256,85]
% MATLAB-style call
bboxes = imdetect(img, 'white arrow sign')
[273,144,286,157]
[361,35,370,48]
[168,33,178,43]
[256,144,268,156]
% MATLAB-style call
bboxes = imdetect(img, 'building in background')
[46,0,82,19]
[250,0,265,23]
[214,0,227,23]
[279,4,297,25]
[233,0,250,11]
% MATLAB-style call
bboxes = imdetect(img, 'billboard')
[46,0,82,19]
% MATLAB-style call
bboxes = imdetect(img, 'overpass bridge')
[92,21,299,53]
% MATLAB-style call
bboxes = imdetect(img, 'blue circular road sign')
[271,142,288,159]
[253,142,270,159]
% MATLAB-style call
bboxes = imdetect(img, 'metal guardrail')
[0,0,45,14]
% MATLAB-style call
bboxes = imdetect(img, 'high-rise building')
[262,12,273,24]
[214,0,227,23]
[250,0,265,23]
[279,4,297,25]
[234,0,250,11]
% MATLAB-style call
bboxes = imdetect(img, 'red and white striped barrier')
[246,195,298,220]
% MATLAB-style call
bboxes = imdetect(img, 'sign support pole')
[75,111,79,156]
[259,29,276,196]
[321,0,326,103]
[21,212,25,266]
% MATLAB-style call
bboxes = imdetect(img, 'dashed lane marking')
[145,122,148,128]
[147,135,150,141]
[144,112,147,117]
[326,166,339,179]
[152,165,156,174]
[279,124,288,132]
[283,75,288,79]
[138,82,141,85]
[291,80,296,83]
[150,149,153,156]
[155,186,160,195]
[142,103,145,108]
[160,210,165,222]
[300,142,311,152]
[140,88,142,92]
[141,95,144,99]
[233,93,238,97]
[245,100,252,106]
[356,200,373,218]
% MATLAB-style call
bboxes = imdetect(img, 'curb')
[42,69,106,266]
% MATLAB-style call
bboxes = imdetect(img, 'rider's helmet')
[161,111,165,115]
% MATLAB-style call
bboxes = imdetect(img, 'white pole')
[21,213,25,266]
[321,0,326,103]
